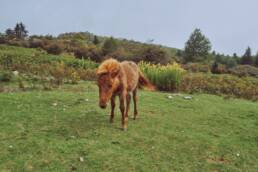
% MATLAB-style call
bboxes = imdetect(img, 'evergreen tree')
[241,47,253,65]
[211,61,218,73]
[93,35,100,45]
[184,28,211,63]
[5,28,15,38]
[233,53,240,64]
[255,52,258,67]
[14,22,28,39]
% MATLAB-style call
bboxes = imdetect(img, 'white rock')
[167,95,173,99]
[52,103,58,106]
[184,96,192,100]
[79,157,84,162]
[13,71,19,76]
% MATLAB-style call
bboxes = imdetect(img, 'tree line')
[1,22,258,68]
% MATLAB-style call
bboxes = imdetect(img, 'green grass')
[0,82,257,171]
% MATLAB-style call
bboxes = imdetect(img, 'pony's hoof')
[121,127,128,131]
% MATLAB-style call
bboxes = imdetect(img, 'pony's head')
[96,58,120,109]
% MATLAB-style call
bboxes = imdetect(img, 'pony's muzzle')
[99,102,107,109]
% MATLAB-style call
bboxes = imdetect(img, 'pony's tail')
[138,72,156,91]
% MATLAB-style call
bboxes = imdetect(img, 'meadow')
[0,82,257,171]
[0,45,258,171]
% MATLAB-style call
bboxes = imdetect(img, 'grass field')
[0,82,257,171]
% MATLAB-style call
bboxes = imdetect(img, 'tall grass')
[139,61,185,91]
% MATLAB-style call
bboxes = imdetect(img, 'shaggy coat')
[96,58,154,130]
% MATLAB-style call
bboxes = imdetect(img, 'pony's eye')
[108,84,112,88]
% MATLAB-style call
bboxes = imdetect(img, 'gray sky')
[1,0,258,55]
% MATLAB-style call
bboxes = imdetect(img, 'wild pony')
[96,58,155,131]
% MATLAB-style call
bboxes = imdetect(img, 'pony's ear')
[110,66,120,78]
[96,68,108,76]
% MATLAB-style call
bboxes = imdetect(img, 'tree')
[211,61,219,74]
[102,37,118,55]
[14,22,28,39]
[93,35,100,45]
[184,28,211,63]
[241,47,253,65]
[233,53,240,64]
[255,52,258,67]
[226,58,237,68]
[5,28,15,38]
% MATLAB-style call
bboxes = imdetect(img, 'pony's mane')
[97,58,120,75]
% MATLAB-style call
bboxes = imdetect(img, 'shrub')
[45,43,64,55]
[183,63,210,73]
[0,71,12,82]
[229,65,258,78]
[77,69,96,81]
[139,61,185,91]
[66,68,80,84]
[180,73,258,101]
[29,38,45,49]
[211,63,227,74]
[140,46,170,65]
[74,45,102,62]
[108,48,131,61]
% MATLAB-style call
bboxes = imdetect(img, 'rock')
[167,95,173,99]
[79,157,84,162]
[52,102,58,106]
[184,96,192,100]
[13,71,19,76]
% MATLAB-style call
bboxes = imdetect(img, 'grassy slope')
[0,82,257,172]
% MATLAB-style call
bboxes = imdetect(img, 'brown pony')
[96,58,154,131]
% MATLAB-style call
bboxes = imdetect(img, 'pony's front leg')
[119,94,126,131]
[110,96,116,123]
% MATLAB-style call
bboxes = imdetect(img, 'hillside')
[0,82,257,171]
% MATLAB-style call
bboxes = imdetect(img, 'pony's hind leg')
[133,89,138,120]
[110,96,116,123]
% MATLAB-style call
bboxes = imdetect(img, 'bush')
[183,63,210,73]
[0,71,12,82]
[77,69,96,81]
[45,43,64,55]
[74,45,102,62]
[140,46,170,65]
[108,48,131,61]
[29,38,45,49]
[180,73,258,101]
[211,63,227,74]
[139,61,185,91]
[229,65,258,78]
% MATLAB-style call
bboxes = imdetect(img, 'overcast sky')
[1,0,258,55]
